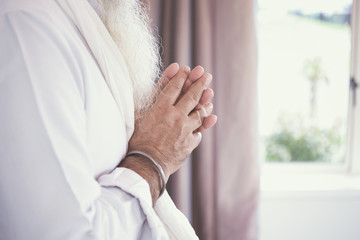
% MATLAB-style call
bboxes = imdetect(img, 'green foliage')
[265,115,345,162]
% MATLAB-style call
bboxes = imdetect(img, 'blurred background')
[146,0,360,239]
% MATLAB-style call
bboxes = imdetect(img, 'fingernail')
[171,62,179,68]
[183,66,191,73]
[205,103,213,115]
[205,73,213,85]
[194,65,204,73]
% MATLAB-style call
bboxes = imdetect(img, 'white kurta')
[0,0,197,239]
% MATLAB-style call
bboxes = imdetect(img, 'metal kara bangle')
[126,151,166,197]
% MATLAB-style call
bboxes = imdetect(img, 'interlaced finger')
[188,107,207,130]
[195,114,217,133]
[194,88,214,110]
[154,63,180,97]
[188,102,213,130]
[157,66,191,105]
[176,73,213,114]
[182,66,204,94]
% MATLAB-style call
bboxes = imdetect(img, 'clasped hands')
[120,63,217,203]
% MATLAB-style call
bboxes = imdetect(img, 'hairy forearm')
[119,155,163,206]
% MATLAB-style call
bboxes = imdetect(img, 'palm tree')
[302,57,328,119]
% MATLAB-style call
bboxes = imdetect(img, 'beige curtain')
[148,0,259,239]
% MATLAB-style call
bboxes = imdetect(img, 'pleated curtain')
[148,0,260,239]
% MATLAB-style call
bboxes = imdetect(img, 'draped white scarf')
[54,0,198,239]
[56,0,135,142]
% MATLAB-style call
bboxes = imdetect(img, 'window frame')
[348,0,360,174]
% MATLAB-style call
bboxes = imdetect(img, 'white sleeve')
[0,9,167,240]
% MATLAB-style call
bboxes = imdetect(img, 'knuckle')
[181,65,191,74]
[188,90,201,102]
[200,106,207,117]
[181,125,192,136]
[158,91,171,102]
[195,109,202,119]
[200,75,208,85]
[194,110,203,126]
[171,81,183,91]
[172,110,185,125]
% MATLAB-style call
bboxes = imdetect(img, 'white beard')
[93,0,161,116]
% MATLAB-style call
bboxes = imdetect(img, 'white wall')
[260,190,360,240]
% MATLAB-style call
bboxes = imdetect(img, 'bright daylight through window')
[258,0,352,163]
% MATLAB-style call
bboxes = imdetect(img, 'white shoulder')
[0,0,86,99]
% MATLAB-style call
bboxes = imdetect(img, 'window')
[257,0,354,169]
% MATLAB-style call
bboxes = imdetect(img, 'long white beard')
[94,0,161,115]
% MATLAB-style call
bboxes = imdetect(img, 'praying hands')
[120,63,217,204]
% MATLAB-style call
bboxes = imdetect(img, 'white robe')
[0,0,198,239]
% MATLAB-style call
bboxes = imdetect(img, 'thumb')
[156,63,180,93]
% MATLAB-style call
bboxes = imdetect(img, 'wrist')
[119,155,163,205]
[127,145,170,180]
